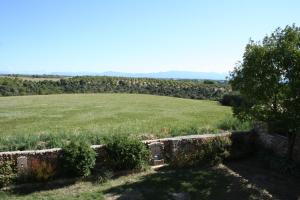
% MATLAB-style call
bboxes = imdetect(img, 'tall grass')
[217,116,251,131]
[0,127,219,151]
[169,126,218,137]
[0,118,251,152]
[0,119,252,152]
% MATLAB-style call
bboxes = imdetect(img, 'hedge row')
[0,76,230,100]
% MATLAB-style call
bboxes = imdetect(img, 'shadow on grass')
[103,166,269,200]
[5,158,299,200]
[8,178,77,195]
[225,157,300,200]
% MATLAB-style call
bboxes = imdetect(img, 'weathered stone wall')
[144,131,256,162]
[0,132,255,176]
[254,123,300,162]
[0,148,62,176]
[0,145,107,177]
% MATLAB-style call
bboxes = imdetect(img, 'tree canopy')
[230,25,300,159]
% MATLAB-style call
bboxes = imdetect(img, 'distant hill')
[0,70,228,80]
[95,71,228,80]
[50,71,228,80]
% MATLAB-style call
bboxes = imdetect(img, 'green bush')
[217,116,251,131]
[219,93,244,107]
[61,141,96,177]
[104,134,150,171]
[171,137,232,168]
[0,162,16,188]
[203,80,215,84]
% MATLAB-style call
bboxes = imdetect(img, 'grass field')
[0,93,232,151]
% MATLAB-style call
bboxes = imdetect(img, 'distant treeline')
[2,74,70,78]
[0,76,230,100]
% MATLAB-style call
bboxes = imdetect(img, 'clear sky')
[0,0,299,74]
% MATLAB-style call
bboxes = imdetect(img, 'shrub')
[0,162,16,188]
[104,134,150,171]
[203,80,215,84]
[219,94,244,107]
[170,137,232,168]
[217,116,251,131]
[61,141,96,177]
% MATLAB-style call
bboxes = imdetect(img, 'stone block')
[152,159,164,166]
[148,142,164,160]
[17,156,28,174]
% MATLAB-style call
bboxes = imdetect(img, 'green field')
[0,93,232,151]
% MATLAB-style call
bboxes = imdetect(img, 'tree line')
[0,76,230,100]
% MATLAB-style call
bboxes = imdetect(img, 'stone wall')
[2,126,298,178]
[0,145,107,177]
[254,123,300,162]
[0,132,255,177]
[0,148,62,176]
[144,131,256,162]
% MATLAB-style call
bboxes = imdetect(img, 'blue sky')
[0,0,299,74]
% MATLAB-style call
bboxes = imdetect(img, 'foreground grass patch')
[0,93,232,151]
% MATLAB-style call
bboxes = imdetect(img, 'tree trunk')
[287,132,296,161]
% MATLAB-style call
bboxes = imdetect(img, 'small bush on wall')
[61,141,96,177]
[0,161,16,188]
[104,134,150,171]
[170,137,232,168]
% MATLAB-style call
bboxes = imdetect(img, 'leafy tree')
[230,25,300,160]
